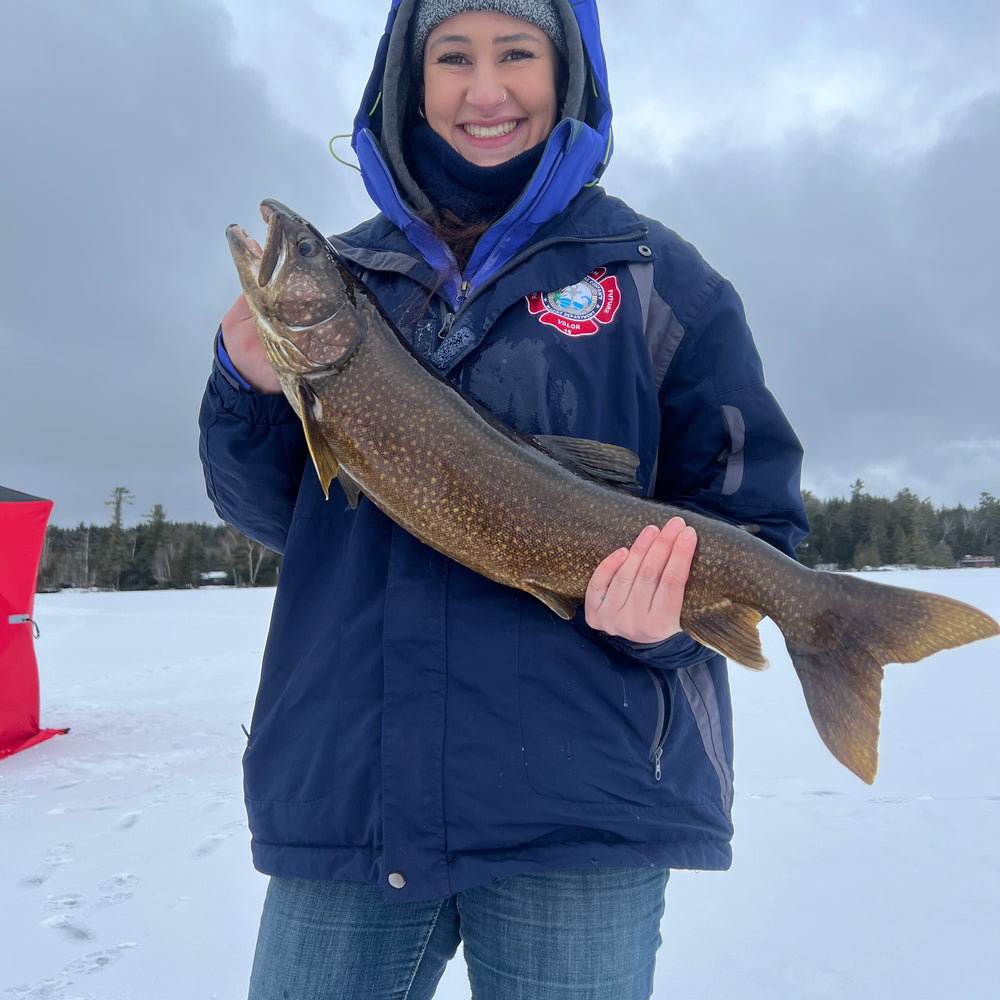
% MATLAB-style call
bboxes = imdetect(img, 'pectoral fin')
[297,382,340,500]
[523,580,578,620]
[682,601,769,671]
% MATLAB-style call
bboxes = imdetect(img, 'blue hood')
[351,0,614,299]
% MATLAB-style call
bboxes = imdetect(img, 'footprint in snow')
[40,914,95,942]
[191,832,227,858]
[114,810,142,831]
[61,942,136,975]
[17,871,52,889]
[2,978,74,999]
[45,844,74,866]
[16,845,75,889]
[98,873,138,889]
[191,819,245,859]
[44,893,85,912]
[96,872,138,905]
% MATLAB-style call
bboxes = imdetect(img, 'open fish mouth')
[224,202,287,288]
[256,202,287,287]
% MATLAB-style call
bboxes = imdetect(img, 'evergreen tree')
[796,490,824,566]
[928,540,956,567]
[891,524,910,564]
[976,493,1000,555]
[868,520,889,567]
[135,504,172,587]
[100,486,135,588]
[894,488,936,565]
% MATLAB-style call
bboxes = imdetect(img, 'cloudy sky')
[2,0,997,528]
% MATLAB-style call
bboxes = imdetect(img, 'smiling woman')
[399,2,572,266]
[421,11,561,166]
[199,1,809,998]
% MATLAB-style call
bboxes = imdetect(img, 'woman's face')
[422,11,560,168]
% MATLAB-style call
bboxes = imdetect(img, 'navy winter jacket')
[199,0,808,902]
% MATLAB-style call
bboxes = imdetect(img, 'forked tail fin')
[774,573,999,783]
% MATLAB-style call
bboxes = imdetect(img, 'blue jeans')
[248,867,669,999]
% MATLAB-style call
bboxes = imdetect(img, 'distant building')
[958,555,996,569]
[199,571,230,585]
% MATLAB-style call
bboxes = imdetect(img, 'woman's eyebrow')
[493,32,543,44]
[428,34,471,49]
[428,31,542,51]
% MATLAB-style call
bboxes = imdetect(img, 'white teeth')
[463,120,518,139]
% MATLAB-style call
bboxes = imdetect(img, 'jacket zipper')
[645,667,673,782]
[438,228,649,338]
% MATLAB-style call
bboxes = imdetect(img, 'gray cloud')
[0,0,355,526]
[608,88,1000,507]
[1,0,996,527]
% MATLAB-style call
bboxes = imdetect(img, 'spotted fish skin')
[227,199,999,784]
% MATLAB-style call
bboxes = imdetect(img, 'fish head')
[226,199,365,378]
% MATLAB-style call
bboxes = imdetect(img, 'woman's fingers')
[584,545,630,617]
[647,521,697,624]
[598,523,663,614]
[584,517,697,644]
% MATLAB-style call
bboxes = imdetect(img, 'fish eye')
[296,238,318,257]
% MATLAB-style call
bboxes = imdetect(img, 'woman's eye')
[436,52,469,65]
[502,49,534,62]
[297,239,318,257]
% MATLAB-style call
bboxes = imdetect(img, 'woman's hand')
[221,293,282,394]
[584,517,697,644]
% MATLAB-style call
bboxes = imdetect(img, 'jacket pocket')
[644,667,674,782]
[242,703,343,804]
[515,606,674,805]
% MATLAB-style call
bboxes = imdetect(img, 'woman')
[199,1,808,997]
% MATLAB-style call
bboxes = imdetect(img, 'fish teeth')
[463,121,518,139]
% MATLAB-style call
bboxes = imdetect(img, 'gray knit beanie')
[411,0,568,65]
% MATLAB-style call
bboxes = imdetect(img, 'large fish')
[226,199,999,784]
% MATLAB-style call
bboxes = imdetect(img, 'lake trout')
[226,199,999,784]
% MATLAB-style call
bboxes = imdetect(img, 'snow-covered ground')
[3,570,998,999]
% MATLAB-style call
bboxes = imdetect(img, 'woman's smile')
[462,119,520,139]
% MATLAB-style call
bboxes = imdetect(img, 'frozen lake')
[3,569,998,998]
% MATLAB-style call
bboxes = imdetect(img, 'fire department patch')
[526,268,622,337]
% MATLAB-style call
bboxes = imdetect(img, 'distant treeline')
[797,482,999,570]
[37,483,1000,592]
[38,489,280,592]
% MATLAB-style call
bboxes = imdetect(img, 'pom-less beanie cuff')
[412,0,568,64]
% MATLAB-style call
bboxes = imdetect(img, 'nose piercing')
[501,90,507,103]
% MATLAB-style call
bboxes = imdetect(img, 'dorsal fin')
[532,435,641,489]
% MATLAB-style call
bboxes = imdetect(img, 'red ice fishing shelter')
[1,486,67,759]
